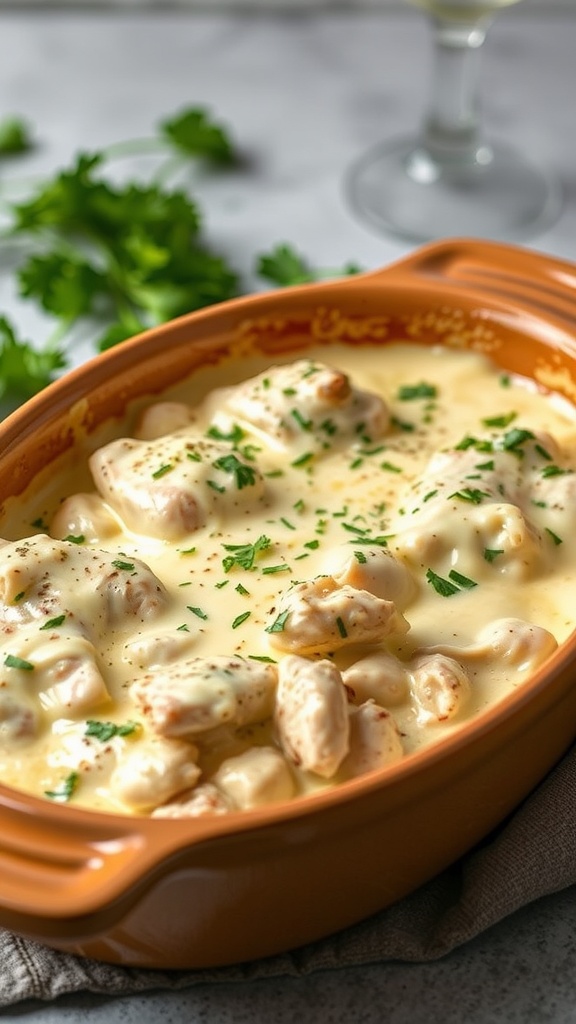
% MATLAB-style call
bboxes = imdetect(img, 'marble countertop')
[0,6,575,1022]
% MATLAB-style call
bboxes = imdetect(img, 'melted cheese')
[1,342,575,817]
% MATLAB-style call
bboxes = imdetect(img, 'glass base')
[346,137,562,244]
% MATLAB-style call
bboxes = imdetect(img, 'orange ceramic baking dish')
[0,238,575,969]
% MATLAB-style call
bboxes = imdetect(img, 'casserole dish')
[0,237,575,968]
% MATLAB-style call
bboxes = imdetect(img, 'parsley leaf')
[159,107,237,165]
[222,534,271,572]
[0,116,34,156]
[256,244,361,287]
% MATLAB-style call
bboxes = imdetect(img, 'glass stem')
[420,17,493,168]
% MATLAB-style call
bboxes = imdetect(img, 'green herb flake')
[212,453,257,489]
[534,444,553,462]
[65,534,85,545]
[151,463,174,479]
[12,591,25,604]
[425,569,460,597]
[177,623,190,631]
[222,534,271,572]
[304,539,320,550]
[85,720,139,742]
[232,610,251,629]
[40,614,66,631]
[448,569,477,590]
[545,527,563,546]
[207,479,226,494]
[335,616,348,638]
[265,610,290,634]
[179,546,197,556]
[391,416,415,433]
[112,559,135,571]
[206,423,245,444]
[291,452,314,468]
[499,427,535,454]
[483,548,504,563]
[4,654,34,670]
[187,605,208,619]
[397,382,437,401]
[423,489,438,503]
[44,771,79,803]
[353,550,368,564]
[262,564,291,575]
[448,488,490,505]
[380,460,402,474]
[541,465,570,478]
[290,408,312,432]
[248,654,277,664]
[482,412,517,428]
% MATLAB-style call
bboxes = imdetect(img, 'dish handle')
[0,793,206,935]
[360,239,576,327]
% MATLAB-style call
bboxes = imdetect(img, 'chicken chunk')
[0,535,168,637]
[341,701,404,778]
[266,575,409,656]
[32,635,111,715]
[423,617,557,674]
[122,629,197,671]
[50,493,122,544]
[341,649,409,706]
[135,401,198,440]
[212,746,295,809]
[0,689,39,745]
[274,655,349,778]
[130,655,278,738]
[209,359,390,455]
[409,654,471,725]
[109,736,201,812]
[323,546,417,611]
[89,435,265,541]
[152,782,233,819]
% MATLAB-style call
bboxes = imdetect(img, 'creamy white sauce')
[0,342,575,817]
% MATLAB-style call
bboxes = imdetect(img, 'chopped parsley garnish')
[304,539,320,550]
[177,623,190,631]
[262,564,291,575]
[448,569,477,590]
[179,546,197,556]
[232,610,251,629]
[290,409,312,432]
[248,654,277,663]
[187,605,208,619]
[265,610,290,634]
[482,412,517,428]
[541,464,570,478]
[291,452,314,468]
[353,550,368,563]
[85,720,139,742]
[4,654,34,670]
[65,534,85,544]
[335,616,348,638]
[40,614,66,630]
[397,382,437,401]
[426,567,477,595]
[12,591,25,603]
[423,489,438,502]
[222,534,271,572]
[425,569,460,597]
[280,517,296,530]
[112,559,135,571]
[534,443,553,461]
[498,427,535,454]
[44,771,79,803]
[206,423,245,444]
[380,460,402,473]
[448,488,490,505]
[151,463,174,479]
[212,453,258,489]
[207,479,226,493]
[484,548,504,563]
[186,450,203,462]
[545,527,563,546]
[391,416,415,433]
[235,583,250,596]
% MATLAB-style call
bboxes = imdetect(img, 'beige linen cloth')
[2,741,576,1005]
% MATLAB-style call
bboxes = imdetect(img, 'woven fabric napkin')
[2,741,576,1007]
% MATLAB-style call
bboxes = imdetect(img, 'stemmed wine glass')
[346,0,561,243]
